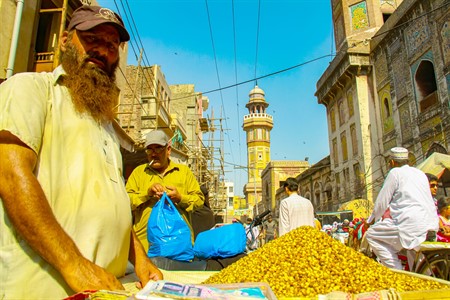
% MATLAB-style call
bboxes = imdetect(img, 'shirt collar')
[53,65,66,85]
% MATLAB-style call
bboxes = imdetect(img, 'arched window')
[314,189,320,208]
[347,92,354,117]
[330,107,336,132]
[338,100,345,125]
[414,60,438,111]
[350,125,358,155]
[353,163,364,198]
[384,98,391,117]
[341,132,348,162]
[332,138,338,166]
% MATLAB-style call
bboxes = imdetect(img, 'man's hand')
[134,256,163,289]
[129,229,163,290]
[362,219,374,231]
[62,257,124,292]
[147,183,166,199]
[165,186,182,203]
[147,184,182,204]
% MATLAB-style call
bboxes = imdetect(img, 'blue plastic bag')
[193,223,246,259]
[147,192,194,262]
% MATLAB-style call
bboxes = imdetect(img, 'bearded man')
[0,5,162,299]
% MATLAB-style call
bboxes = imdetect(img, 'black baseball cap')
[68,5,130,42]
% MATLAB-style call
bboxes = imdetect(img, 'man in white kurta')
[279,178,315,237]
[365,147,439,270]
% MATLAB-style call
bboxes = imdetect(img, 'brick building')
[315,0,449,207]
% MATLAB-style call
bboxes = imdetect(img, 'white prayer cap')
[389,147,409,160]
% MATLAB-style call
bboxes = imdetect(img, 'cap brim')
[145,141,167,147]
[75,20,130,42]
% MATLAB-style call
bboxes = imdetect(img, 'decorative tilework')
[375,53,388,86]
[447,75,450,109]
[351,1,369,31]
[390,40,407,100]
[441,21,450,66]
[399,103,412,141]
[405,16,430,57]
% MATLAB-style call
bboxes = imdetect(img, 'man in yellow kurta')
[126,130,205,251]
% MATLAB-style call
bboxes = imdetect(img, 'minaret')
[242,85,273,215]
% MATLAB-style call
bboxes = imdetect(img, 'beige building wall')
[370,0,450,160]
[271,157,332,217]
[261,160,309,214]
[316,0,449,209]
[316,0,401,206]
[317,50,383,205]
[296,156,333,210]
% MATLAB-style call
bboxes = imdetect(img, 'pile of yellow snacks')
[203,226,449,298]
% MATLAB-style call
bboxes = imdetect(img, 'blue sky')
[98,0,334,195]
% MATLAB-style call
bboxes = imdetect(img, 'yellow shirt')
[126,161,204,251]
[0,67,131,299]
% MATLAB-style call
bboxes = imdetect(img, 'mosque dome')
[247,85,268,109]
[249,85,265,98]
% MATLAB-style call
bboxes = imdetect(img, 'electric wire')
[117,66,149,115]
[156,1,447,103]
[122,0,158,82]
[332,150,435,203]
[113,1,138,60]
[105,1,447,202]
[112,0,155,118]
[371,1,450,41]
[170,53,334,101]
[204,0,229,194]
[109,0,447,105]
[204,0,235,169]
[114,0,158,116]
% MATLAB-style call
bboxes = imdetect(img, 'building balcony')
[170,113,187,136]
[33,52,55,73]
[243,113,273,120]
[419,91,438,113]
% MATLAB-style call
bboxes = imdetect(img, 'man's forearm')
[0,143,84,276]
[129,229,147,265]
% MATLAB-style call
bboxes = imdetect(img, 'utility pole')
[234,164,259,217]
[126,49,143,132]
[203,108,229,220]
[254,163,258,216]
